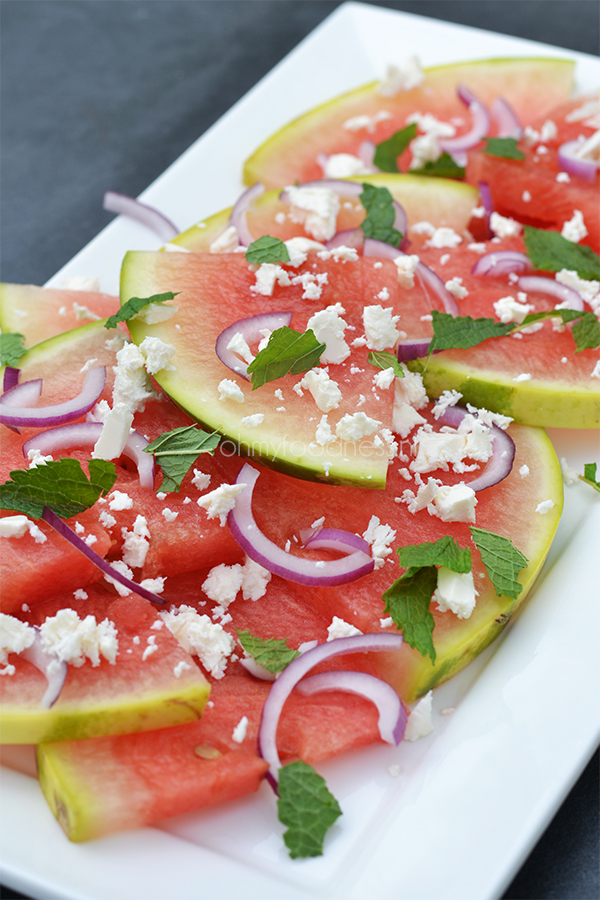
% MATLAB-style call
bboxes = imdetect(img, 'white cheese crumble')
[373,367,396,390]
[315,414,334,446]
[490,212,521,239]
[249,263,291,296]
[240,414,264,428]
[317,245,359,263]
[140,576,166,594]
[202,563,244,607]
[0,614,35,665]
[218,379,245,403]
[335,412,381,442]
[306,303,350,364]
[285,237,325,267]
[444,276,468,300]
[40,609,118,668]
[142,635,158,661]
[555,269,599,305]
[284,185,340,242]
[394,253,420,289]
[493,295,534,324]
[536,499,555,515]
[104,560,134,596]
[197,482,247,526]
[433,483,477,523]
[300,368,342,412]
[432,390,463,419]
[73,589,88,600]
[556,171,571,183]
[121,515,151,569]
[519,464,530,478]
[404,691,434,741]
[320,153,371,178]
[173,660,192,678]
[433,568,477,619]
[378,57,423,96]
[232,715,249,744]
[192,469,211,491]
[91,402,134,461]
[363,305,401,350]
[209,224,239,253]
[0,516,32,539]
[513,373,532,382]
[342,110,393,132]
[226,331,254,365]
[162,508,178,523]
[27,448,53,469]
[425,228,462,249]
[326,616,363,641]
[591,361,600,379]
[560,457,580,486]
[290,270,328,300]
[160,606,234,679]
[112,342,155,413]
[561,210,588,243]
[362,515,396,568]
[108,490,133,511]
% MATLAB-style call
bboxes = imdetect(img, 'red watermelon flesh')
[466,96,599,253]
[1,586,210,744]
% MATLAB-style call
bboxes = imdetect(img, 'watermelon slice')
[1,586,210,744]
[242,58,575,190]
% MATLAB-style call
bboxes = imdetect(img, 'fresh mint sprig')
[367,350,405,378]
[0,458,117,519]
[105,292,179,330]
[418,152,465,179]
[482,137,525,160]
[277,760,342,858]
[246,326,325,389]
[470,527,528,600]
[144,425,220,492]
[245,236,290,265]
[0,333,27,368]
[382,566,438,663]
[523,226,600,281]
[579,462,600,493]
[373,124,417,173]
[398,536,472,573]
[360,183,402,248]
[237,630,300,673]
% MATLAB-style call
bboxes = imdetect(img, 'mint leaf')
[0,458,117,519]
[419,152,465,179]
[373,124,417,173]
[360,183,402,248]
[277,760,342,858]
[469,527,528,600]
[144,425,220,492]
[482,137,525,160]
[245,235,290,265]
[523,226,600,281]
[398,536,472,574]
[429,310,512,353]
[105,292,179,330]
[571,312,600,351]
[367,349,404,378]
[237,629,299,673]
[580,462,600,493]
[246,326,325,389]
[0,333,27,367]
[382,566,437,662]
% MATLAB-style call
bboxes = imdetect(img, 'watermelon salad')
[0,54,598,858]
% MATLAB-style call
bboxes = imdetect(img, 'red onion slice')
[325,228,364,250]
[437,405,515,491]
[557,139,597,183]
[20,628,68,709]
[0,367,106,428]
[490,97,522,139]
[103,191,179,243]
[477,181,494,239]
[471,250,534,277]
[396,338,433,362]
[439,85,491,157]
[229,182,265,248]
[358,139,376,169]
[296,670,407,745]
[0,378,43,408]
[363,240,459,316]
[281,180,407,237]
[228,464,375,586]
[215,311,293,380]
[238,657,277,682]
[257,633,404,785]
[42,507,166,605]
[22,422,155,489]
[301,527,370,555]
[3,367,21,393]
[517,276,584,311]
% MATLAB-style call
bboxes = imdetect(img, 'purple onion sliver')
[103,191,179,243]
[0,367,106,428]
[257,633,405,787]
[477,181,493,239]
[363,237,401,261]
[557,140,597,183]
[303,527,370,555]
[215,311,293,381]
[42,507,166,605]
[517,276,584,311]
[295,670,407,745]
[229,182,265,247]
[490,97,522,139]
[238,657,276,682]
[396,338,432,362]
[228,464,375,587]
[437,405,515,491]
[415,263,460,317]
[20,629,68,709]
[358,139,376,168]
[3,367,20,393]
[471,250,533,278]
[440,85,491,155]
[0,378,43,408]
[325,228,364,250]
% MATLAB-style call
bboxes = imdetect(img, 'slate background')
[0,2,598,899]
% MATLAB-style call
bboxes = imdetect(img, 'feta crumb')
[173,660,192,678]
[320,153,371,178]
[121,515,151,568]
[536,499,555,515]
[561,210,588,243]
[316,245,358,263]
[373,367,396,390]
[191,469,211,491]
[209,224,239,253]
[249,263,291,296]
[433,568,477,619]
[140,576,166,594]
[326,616,363,641]
[394,253,420,288]
[285,236,325,266]
[232,715,249,744]
[290,270,328,300]
[560,457,580,486]
[138,336,176,375]
[444,276,468,300]
[240,413,264,428]
[489,212,521,239]
[335,412,381,442]
[513,373,532,382]
[300,368,342,413]
[99,509,117,529]
[27,522,47,544]
[539,119,558,142]
[142,635,158,660]
[0,516,31,539]
[378,57,423,96]
[162,508,178,523]
[522,190,532,203]
[494,295,534,324]
[315,414,334,446]
[197,482,247,526]
[92,402,134,461]
[306,303,350,364]
[112,342,155,413]
[0,614,35,664]
[72,301,101,321]
[432,390,463,419]
[284,185,340,241]
[556,171,571,183]
[591,361,600,379]
[380,617,394,628]
[241,556,271,601]
[104,560,134,596]
[519,464,530,478]
[342,110,393,132]
[160,605,234,679]
[218,378,245,404]
[40,609,118,667]
[362,515,396,568]
[555,269,599,305]
[108,490,134,511]
[73,589,89,600]
[467,242,487,254]
[226,331,254,365]
[27,448,53,469]
[363,305,401,350]
[404,691,433,741]
[425,227,462,249]
[432,483,477,523]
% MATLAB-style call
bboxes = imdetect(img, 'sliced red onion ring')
[477,181,493,239]
[439,84,491,159]
[22,422,155,489]
[20,628,68,709]
[229,182,265,248]
[257,633,404,786]
[325,228,364,250]
[437,405,515,491]
[3,367,20,393]
[517,276,584,311]
[301,527,370,555]
[490,97,522,139]
[215,311,293,380]
[42,507,166,605]
[296,670,407,745]
[471,250,534,277]
[358,140,376,168]
[0,378,43,408]
[103,191,179,243]
[280,180,407,237]
[0,367,106,428]
[396,338,433,362]
[557,139,597,183]
[239,657,276,682]
[228,464,374,586]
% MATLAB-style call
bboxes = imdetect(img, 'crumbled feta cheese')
[306,303,350,363]
[342,110,393,132]
[285,185,340,241]
[226,331,254,365]
[321,153,371,178]
[80,357,99,374]
[392,402,427,439]
[465,404,513,430]
[285,237,325,267]
[72,302,101,321]
[27,522,47,544]
[240,556,271,601]
[160,606,234,679]
[240,414,264,428]
[142,635,158,660]
[539,119,558,142]
[315,414,334,446]
[444,276,468,300]
[138,337,176,376]
[173,660,192,678]
[373,367,396,390]
[108,490,133,511]
[363,515,396,568]
[406,111,456,139]
[467,242,487,254]
[104,560,134,596]
[209,224,239,253]
[162,508,178,523]
[290,270,328,300]
[494,295,534,324]
[490,212,521,239]
[591,361,600,379]
[363,305,401,350]
[536,499,555,515]
[394,253,420,289]
[133,302,178,324]
[335,412,381,442]
[561,210,588,243]
[0,516,31,539]
[394,366,428,410]
[404,691,434,741]
[556,171,571,183]
[432,390,463,419]
[519,464,530,478]
[400,477,441,514]
[92,402,134,461]
[73,589,88,600]
[425,227,462,249]
[121,515,151,568]
[197,482,247,526]
[27,448,53,469]
[191,469,211,491]
[40,608,118,667]
[218,379,245,403]
[513,373,532,382]
[380,617,394,628]
[409,132,442,168]
[249,263,291,296]
[232,715,249,744]
[432,483,477,523]
[140,576,166,594]
[316,245,359,263]
[555,269,599,305]
[0,614,35,664]
[522,190,532,203]
[433,568,477,619]
[560,457,580,486]
[326,616,363,641]
[112,342,155,413]
[300,368,342,412]
[378,57,423,96]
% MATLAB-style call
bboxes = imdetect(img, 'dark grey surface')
[1,2,599,899]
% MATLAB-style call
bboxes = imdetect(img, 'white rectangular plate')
[2,4,599,900]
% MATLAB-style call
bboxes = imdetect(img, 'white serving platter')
[1,4,599,899]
